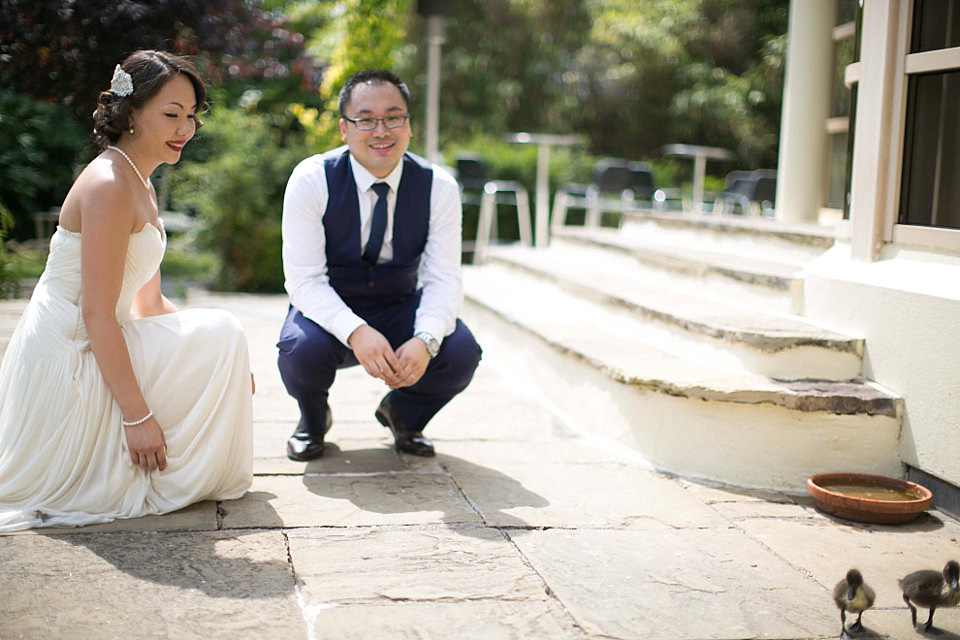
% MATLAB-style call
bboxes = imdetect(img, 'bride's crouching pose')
[0,51,253,531]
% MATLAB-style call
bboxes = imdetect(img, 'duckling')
[899,560,960,633]
[833,568,875,638]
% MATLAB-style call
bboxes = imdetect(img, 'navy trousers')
[277,293,482,435]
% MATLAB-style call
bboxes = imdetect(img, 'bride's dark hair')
[91,50,207,151]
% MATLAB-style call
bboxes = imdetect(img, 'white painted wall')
[803,243,960,485]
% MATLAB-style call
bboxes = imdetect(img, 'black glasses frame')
[342,114,410,130]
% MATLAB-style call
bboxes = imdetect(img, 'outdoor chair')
[712,170,754,215]
[551,157,637,229]
[750,172,777,216]
[625,161,656,209]
[456,155,531,264]
[712,169,777,216]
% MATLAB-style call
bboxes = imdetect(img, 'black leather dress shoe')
[286,433,324,461]
[286,409,333,462]
[375,400,435,457]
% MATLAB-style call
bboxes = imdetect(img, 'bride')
[0,51,253,531]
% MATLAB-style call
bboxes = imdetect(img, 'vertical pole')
[536,142,551,247]
[692,154,706,214]
[424,15,445,165]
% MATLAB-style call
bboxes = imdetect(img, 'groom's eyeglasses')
[343,114,410,131]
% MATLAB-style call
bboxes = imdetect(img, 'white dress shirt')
[282,149,464,348]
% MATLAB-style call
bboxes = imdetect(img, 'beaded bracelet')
[122,410,153,427]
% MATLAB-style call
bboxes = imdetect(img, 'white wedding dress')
[0,222,253,531]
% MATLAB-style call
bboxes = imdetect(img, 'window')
[898,0,960,230]
[827,1,859,213]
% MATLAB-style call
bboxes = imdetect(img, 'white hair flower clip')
[111,64,134,97]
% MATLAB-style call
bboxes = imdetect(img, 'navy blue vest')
[321,148,433,310]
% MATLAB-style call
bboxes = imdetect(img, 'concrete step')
[621,208,837,252]
[554,212,835,313]
[481,243,862,381]
[555,224,814,300]
[462,264,902,491]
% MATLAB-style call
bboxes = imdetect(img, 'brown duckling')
[899,560,960,633]
[834,568,875,638]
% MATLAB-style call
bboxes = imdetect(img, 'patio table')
[505,132,583,246]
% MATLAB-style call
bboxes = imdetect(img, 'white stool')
[473,180,532,264]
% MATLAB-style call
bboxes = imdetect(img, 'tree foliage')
[171,107,308,292]
[0,0,311,121]
[416,0,590,143]
[0,0,791,291]
[426,0,787,167]
[0,90,87,240]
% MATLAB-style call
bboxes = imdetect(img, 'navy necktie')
[363,182,390,265]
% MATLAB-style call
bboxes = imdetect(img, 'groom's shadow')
[51,495,290,599]
[301,447,549,537]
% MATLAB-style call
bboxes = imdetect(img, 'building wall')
[803,242,960,488]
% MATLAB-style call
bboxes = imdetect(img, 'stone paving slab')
[224,473,483,529]
[440,454,728,530]
[289,526,544,603]
[0,530,303,639]
[254,442,410,476]
[740,514,960,614]
[510,526,838,640]
[4,293,960,639]
[302,600,580,640]
[860,609,960,640]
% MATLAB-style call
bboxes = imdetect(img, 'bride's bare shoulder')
[74,156,127,193]
[59,156,134,231]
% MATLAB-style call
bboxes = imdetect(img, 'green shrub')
[172,106,317,293]
[0,232,48,300]
[0,90,87,241]
[0,204,17,299]
[160,244,219,281]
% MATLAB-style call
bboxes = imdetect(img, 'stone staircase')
[461,210,903,493]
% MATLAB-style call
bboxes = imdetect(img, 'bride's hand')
[124,418,168,471]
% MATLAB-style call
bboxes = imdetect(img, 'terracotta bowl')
[807,472,933,524]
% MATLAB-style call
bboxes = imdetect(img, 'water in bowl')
[821,483,921,502]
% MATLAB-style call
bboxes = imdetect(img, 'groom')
[277,69,482,461]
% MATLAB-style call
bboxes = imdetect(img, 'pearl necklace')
[107,145,150,189]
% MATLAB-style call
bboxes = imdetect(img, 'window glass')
[827,131,849,209]
[832,37,855,117]
[911,0,960,52]
[836,0,858,25]
[899,71,960,229]
[843,83,856,219]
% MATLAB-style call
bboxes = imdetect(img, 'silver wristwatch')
[415,331,440,358]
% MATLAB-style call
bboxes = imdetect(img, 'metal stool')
[456,156,532,264]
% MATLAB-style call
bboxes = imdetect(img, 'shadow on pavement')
[52,505,292,599]
[301,450,549,536]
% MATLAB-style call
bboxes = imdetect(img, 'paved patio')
[2,291,960,639]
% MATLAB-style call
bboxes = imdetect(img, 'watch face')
[417,333,439,356]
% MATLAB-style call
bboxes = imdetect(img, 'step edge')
[481,255,863,355]
[554,231,799,291]
[463,296,900,418]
